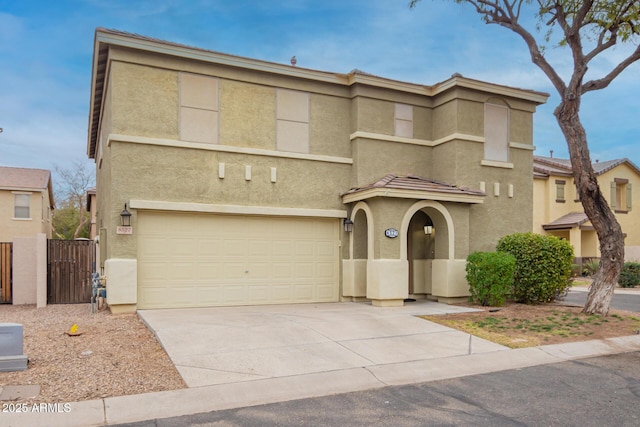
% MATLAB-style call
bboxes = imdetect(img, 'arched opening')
[402,202,452,298]
[343,202,373,300]
[352,209,368,260]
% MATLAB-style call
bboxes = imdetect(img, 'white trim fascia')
[433,133,484,146]
[480,160,515,169]
[129,199,347,218]
[108,134,353,165]
[350,131,433,146]
[434,76,549,104]
[9,190,36,194]
[341,188,484,204]
[97,31,347,86]
[95,30,549,103]
[350,131,484,147]
[510,142,536,151]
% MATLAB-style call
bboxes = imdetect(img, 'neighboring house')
[533,155,640,264]
[86,187,97,240]
[0,166,54,242]
[87,28,548,313]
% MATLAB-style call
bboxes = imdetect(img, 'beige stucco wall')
[0,190,52,242]
[110,62,179,139]
[11,234,47,306]
[351,138,433,188]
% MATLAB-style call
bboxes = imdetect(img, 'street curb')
[3,335,640,427]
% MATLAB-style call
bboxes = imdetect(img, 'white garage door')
[137,211,340,309]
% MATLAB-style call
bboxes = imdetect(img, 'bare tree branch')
[583,43,640,93]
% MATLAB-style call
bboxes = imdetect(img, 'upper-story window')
[484,103,509,163]
[276,89,309,153]
[611,178,632,213]
[394,103,413,138]
[179,72,219,144]
[14,193,30,219]
[555,180,566,203]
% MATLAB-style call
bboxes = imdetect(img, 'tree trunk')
[554,100,624,316]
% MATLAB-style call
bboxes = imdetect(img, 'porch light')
[120,204,132,227]
[343,218,354,232]
[424,225,433,235]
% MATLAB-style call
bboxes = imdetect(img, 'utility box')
[0,323,28,371]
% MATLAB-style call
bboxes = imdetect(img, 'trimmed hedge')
[496,233,574,304]
[619,262,640,288]
[465,251,515,306]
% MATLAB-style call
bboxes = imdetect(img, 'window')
[394,103,413,138]
[555,180,566,203]
[179,72,219,144]
[14,194,30,219]
[611,178,632,213]
[276,89,309,153]
[484,103,509,162]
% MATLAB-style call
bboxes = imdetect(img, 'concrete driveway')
[138,301,508,388]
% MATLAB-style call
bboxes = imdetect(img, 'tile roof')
[0,166,51,190]
[542,212,590,230]
[342,174,485,197]
[533,155,640,178]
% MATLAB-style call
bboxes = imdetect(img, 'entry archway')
[401,201,455,298]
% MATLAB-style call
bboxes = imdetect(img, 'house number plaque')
[384,228,399,238]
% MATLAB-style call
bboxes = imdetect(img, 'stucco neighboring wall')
[0,190,52,242]
[599,163,640,246]
[12,234,47,307]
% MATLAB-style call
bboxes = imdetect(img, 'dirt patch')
[0,304,186,403]
[421,303,640,348]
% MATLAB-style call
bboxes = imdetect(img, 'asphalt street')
[113,351,640,427]
[563,290,640,312]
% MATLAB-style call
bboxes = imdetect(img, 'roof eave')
[342,187,485,204]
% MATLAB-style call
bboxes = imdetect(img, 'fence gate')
[0,242,11,304]
[47,240,96,304]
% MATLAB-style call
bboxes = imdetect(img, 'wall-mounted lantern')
[424,218,434,235]
[120,204,131,227]
[343,218,354,233]
[117,204,133,235]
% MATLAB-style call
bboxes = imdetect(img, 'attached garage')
[136,211,340,309]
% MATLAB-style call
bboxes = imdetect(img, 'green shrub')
[466,251,515,306]
[496,233,574,304]
[619,262,640,288]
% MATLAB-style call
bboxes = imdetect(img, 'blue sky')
[0,0,638,178]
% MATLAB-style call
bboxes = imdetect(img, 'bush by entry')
[496,233,574,304]
[466,252,515,306]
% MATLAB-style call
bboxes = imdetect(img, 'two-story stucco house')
[0,166,54,242]
[533,155,640,264]
[87,28,548,313]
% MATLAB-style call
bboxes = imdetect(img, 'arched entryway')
[342,201,373,299]
[401,201,453,299]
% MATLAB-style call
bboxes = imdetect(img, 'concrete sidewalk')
[4,301,640,427]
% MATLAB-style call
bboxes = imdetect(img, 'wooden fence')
[0,242,11,304]
[47,240,96,304]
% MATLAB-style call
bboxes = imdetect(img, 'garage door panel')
[137,212,339,309]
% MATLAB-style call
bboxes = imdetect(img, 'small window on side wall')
[14,194,30,219]
[556,180,566,203]
[484,103,509,163]
[611,179,632,213]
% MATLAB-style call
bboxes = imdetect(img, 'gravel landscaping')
[0,304,186,403]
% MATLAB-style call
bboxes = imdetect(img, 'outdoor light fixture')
[424,218,434,235]
[343,218,354,233]
[120,204,132,227]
